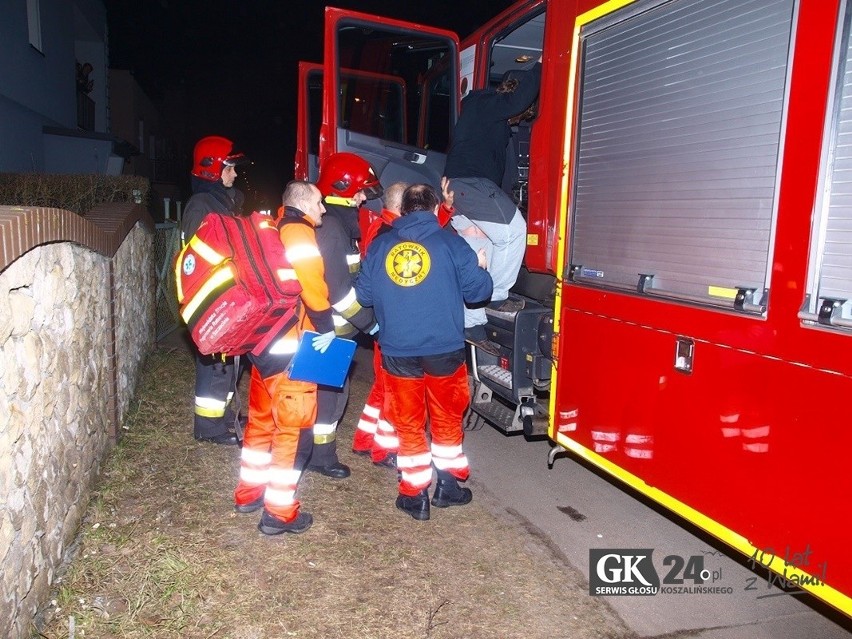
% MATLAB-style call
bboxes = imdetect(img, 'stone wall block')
[2,340,20,395]
[0,208,156,637]
[8,291,34,338]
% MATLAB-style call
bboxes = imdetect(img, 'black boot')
[396,491,430,521]
[431,474,473,508]
[307,440,351,479]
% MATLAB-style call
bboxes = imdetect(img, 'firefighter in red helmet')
[306,152,382,478]
[181,135,250,445]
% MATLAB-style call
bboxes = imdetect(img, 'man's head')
[383,182,409,215]
[400,184,440,217]
[192,135,249,186]
[317,152,383,205]
[283,180,326,226]
[496,76,519,95]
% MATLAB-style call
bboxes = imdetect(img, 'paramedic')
[443,57,542,343]
[355,184,492,521]
[181,135,249,445]
[353,178,456,467]
[307,152,382,479]
[233,180,334,535]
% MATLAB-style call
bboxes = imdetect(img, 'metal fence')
[154,220,181,341]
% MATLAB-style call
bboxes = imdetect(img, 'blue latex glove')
[312,330,336,353]
[368,323,380,336]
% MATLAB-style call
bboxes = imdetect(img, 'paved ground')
[464,416,852,638]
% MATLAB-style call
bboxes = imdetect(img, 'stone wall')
[0,204,155,638]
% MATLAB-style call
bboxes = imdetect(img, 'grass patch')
[36,344,632,639]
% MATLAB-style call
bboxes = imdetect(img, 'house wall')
[0,0,108,173]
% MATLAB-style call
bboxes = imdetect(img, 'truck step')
[471,393,522,433]
[478,364,513,388]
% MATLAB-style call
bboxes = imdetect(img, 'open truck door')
[296,61,410,186]
[316,7,460,199]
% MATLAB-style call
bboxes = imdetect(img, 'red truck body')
[296,0,852,616]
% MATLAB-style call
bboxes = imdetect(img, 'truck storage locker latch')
[818,297,846,326]
[637,273,654,294]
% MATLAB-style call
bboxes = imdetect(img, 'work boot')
[307,461,351,479]
[257,510,313,535]
[395,491,430,521]
[234,494,264,514]
[373,452,397,469]
[487,297,525,313]
[431,475,473,508]
[194,431,239,446]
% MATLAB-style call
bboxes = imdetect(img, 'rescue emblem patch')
[182,254,196,276]
[385,242,430,287]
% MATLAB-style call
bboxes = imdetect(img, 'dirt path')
[36,345,632,639]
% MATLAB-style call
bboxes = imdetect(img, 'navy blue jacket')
[355,210,493,357]
[443,63,542,186]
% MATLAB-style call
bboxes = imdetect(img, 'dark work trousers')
[192,349,239,439]
[309,377,351,466]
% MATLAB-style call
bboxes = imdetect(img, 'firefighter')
[307,152,382,479]
[355,184,492,521]
[353,179,456,467]
[181,135,249,445]
[233,180,334,535]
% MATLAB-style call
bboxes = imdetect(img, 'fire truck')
[294,0,852,617]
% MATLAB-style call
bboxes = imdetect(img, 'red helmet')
[191,135,248,182]
[317,152,383,200]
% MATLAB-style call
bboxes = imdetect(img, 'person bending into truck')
[181,135,249,446]
[355,184,492,521]
[443,57,542,344]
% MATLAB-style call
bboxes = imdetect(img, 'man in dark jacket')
[355,184,493,521]
[180,135,249,445]
[443,59,542,342]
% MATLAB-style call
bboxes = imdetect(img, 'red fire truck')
[294,0,852,617]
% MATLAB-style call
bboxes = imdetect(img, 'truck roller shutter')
[803,2,852,331]
[569,0,796,312]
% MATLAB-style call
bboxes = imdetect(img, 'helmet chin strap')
[325,195,357,207]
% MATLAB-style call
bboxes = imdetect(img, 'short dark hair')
[282,180,315,207]
[400,184,439,216]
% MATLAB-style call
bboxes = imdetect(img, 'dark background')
[104,0,516,208]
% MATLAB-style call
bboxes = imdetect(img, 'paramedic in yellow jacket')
[305,153,382,479]
[233,181,334,535]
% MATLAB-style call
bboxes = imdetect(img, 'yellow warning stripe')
[551,431,852,615]
[181,266,235,323]
[189,236,227,266]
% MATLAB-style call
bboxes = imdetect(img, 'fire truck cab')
[296,0,852,618]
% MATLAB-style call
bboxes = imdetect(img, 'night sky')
[104,0,516,208]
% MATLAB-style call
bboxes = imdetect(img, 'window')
[336,21,455,151]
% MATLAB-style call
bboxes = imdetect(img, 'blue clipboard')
[288,331,357,388]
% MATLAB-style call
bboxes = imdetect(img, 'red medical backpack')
[175,212,301,355]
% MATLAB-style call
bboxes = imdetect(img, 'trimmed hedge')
[0,173,150,215]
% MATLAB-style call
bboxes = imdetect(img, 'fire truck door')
[320,7,460,201]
